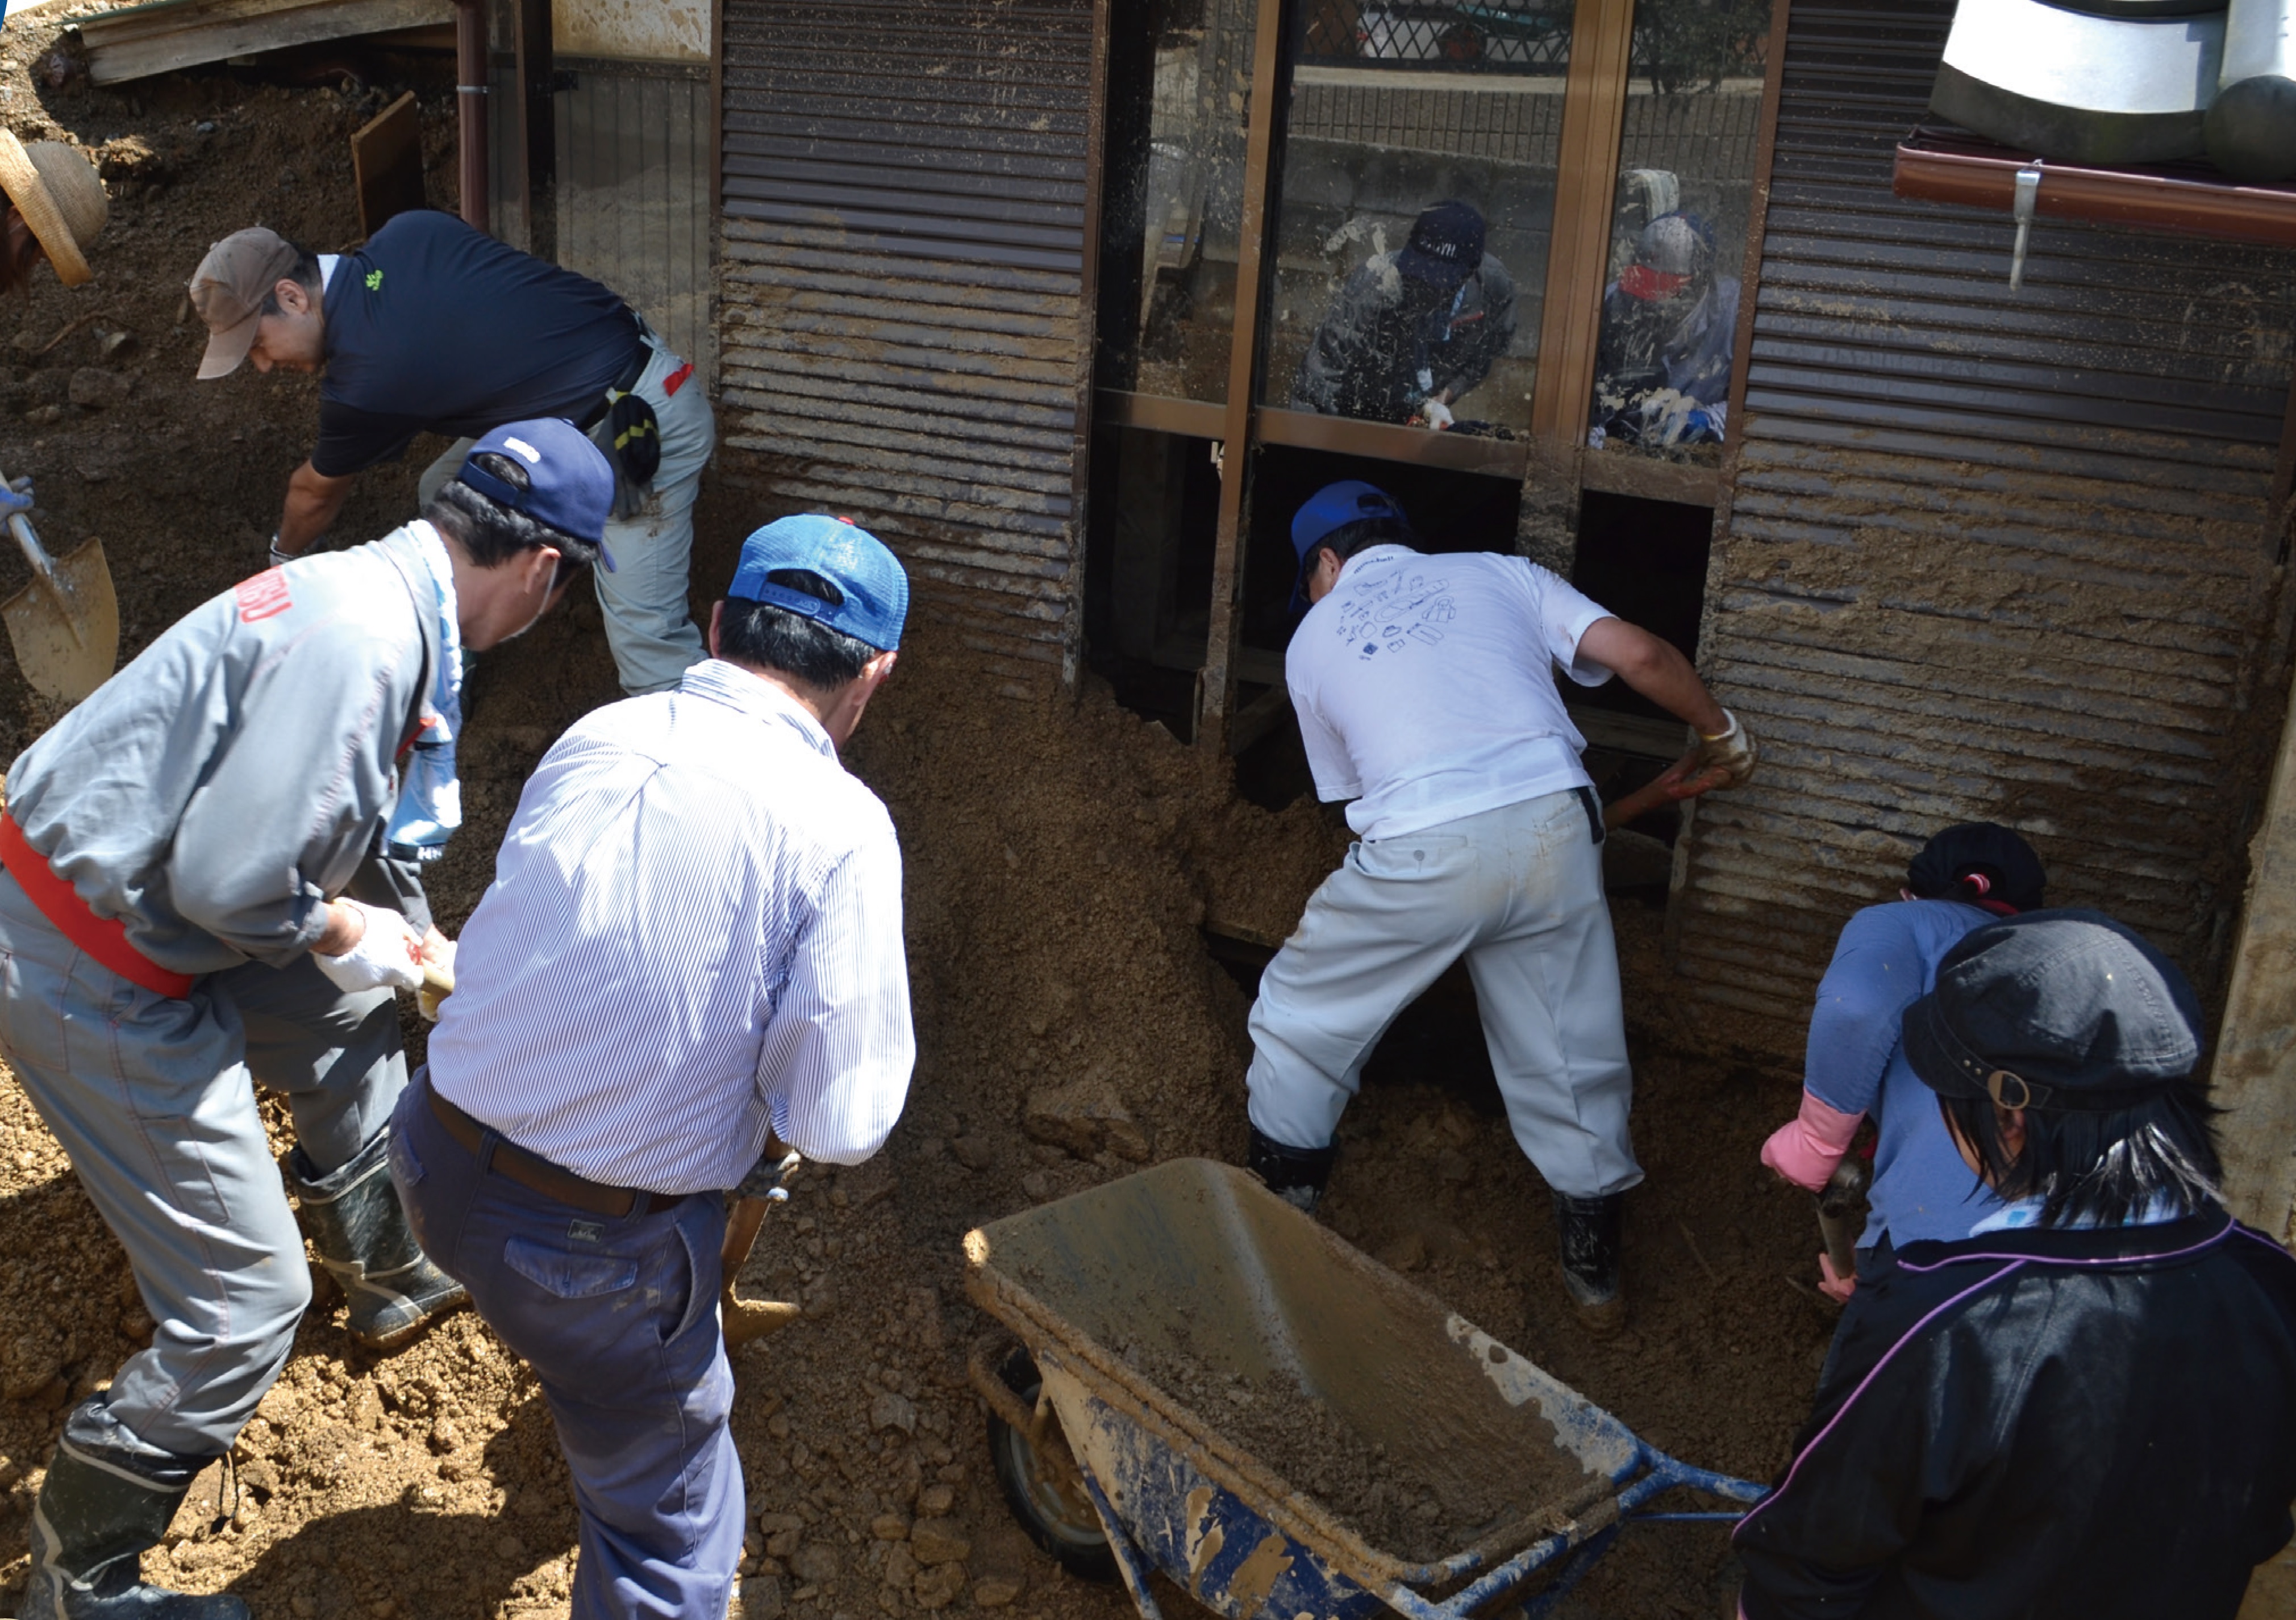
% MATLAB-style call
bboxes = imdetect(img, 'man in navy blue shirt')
[188,212,712,694]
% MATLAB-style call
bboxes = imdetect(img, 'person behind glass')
[1760,823,2046,1300]
[1589,211,1739,449]
[1734,911,2296,1620]
[1291,199,1518,428]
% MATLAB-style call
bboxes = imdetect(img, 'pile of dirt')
[0,16,1834,1620]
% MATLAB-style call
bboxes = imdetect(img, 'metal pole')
[455,0,490,232]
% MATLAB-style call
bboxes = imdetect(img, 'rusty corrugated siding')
[1674,0,2296,1037]
[718,0,1095,691]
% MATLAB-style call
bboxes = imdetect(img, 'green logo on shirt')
[365,269,384,291]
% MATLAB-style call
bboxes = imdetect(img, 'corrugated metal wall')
[718,0,1097,692]
[1674,1,2296,1039]
[557,59,718,385]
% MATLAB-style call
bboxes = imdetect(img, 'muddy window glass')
[1585,0,1768,464]
[1262,0,1573,437]
[1097,0,1259,403]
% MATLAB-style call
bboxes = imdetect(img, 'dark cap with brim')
[1902,908,2203,1113]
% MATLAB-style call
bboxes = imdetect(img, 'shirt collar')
[1337,543,1419,583]
[679,659,836,757]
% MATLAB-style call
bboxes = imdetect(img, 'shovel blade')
[721,1289,803,1348]
[2,537,119,703]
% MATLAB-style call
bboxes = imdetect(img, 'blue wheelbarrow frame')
[963,1160,1768,1620]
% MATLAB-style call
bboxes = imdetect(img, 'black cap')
[1902,909,2203,1113]
[1395,199,1486,291]
[1906,822,2046,913]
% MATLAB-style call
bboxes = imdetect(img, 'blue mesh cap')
[455,418,618,569]
[728,513,909,652]
[1289,481,1408,613]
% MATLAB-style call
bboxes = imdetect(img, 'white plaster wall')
[555,0,708,63]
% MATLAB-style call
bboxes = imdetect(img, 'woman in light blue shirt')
[1760,822,2046,1296]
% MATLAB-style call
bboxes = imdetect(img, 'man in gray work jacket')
[0,419,613,1620]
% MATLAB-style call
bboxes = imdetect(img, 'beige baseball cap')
[189,227,301,379]
[0,130,106,287]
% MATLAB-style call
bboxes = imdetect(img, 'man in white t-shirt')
[1245,481,1756,1332]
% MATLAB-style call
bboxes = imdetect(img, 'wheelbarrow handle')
[966,1331,1045,1436]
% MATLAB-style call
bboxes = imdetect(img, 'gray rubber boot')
[289,1126,467,1351]
[21,1396,248,1620]
[1555,1191,1627,1337]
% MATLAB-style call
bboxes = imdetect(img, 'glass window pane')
[1263,0,1575,436]
[1586,0,1769,463]
[1098,0,1259,403]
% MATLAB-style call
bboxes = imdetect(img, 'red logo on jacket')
[235,568,293,624]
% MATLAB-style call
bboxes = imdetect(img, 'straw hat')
[0,130,106,287]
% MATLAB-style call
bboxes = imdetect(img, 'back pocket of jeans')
[503,1237,639,1300]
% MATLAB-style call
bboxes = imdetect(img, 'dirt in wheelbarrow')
[1125,1342,1595,1567]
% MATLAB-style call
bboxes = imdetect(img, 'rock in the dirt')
[916,1483,956,1517]
[68,369,131,410]
[973,1577,1023,1608]
[789,1543,839,1585]
[1022,1080,1146,1161]
[98,329,138,362]
[737,1574,786,1620]
[912,1563,968,1609]
[870,1391,916,1435]
[1019,1170,1051,1201]
[908,1518,970,1566]
[870,1513,909,1540]
[882,1541,918,1590]
[23,403,61,427]
[950,1135,995,1171]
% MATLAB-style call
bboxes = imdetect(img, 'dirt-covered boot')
[1555,1191,1626,1337]
[1247,1127,1336,1215]
[289,1127,466,1351]
[22,1395,249,1620]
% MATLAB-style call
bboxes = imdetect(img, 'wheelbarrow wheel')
[986,1347,1118,1584]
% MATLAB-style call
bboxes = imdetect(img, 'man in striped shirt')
[389,515,916,1620]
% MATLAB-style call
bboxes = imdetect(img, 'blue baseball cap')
[1290,480,1407,612]
[455,419,618,571]
[728,513,909,652]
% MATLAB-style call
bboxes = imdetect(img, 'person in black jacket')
[1734,909,2296,1620]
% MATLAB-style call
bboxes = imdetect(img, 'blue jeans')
[390,1070,743,1620]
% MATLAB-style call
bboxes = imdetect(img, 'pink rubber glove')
[1760,1091,1865,1192]
[1818,1251,1856,1303]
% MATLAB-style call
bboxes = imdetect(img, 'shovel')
[0,469,117,704]
[722,1150,804,1348]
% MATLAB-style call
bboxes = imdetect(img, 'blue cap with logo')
[1290,480,1407,612]
[455,418,618,571]
[728,513,909,652]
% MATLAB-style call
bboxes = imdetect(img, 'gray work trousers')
[418,340,715,697]
[0,871,403,1456]
[1245,790,1644,1199]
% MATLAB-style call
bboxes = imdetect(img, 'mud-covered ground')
[0,23,1836,1620]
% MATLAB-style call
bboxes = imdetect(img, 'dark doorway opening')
[1569,488,1713,727]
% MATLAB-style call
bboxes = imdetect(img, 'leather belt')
[427,1088,685,1218]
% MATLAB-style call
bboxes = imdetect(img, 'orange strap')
[0,813,195,999]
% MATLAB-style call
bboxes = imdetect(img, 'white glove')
[1419,397,1454,430]
[1691,708,1760,789]
[313,900,425,993]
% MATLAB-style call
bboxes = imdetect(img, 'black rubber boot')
[289,1126,466,1351]
[1247,1127,1336,1215]
[1554,1191,1627,1337]
[21,1396,249,1620]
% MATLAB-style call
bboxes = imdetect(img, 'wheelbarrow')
[962,1159,1765,1620]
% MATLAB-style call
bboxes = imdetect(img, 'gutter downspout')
[455,0,489,232]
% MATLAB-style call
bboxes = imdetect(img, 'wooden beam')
[1197,0,1290,751]
[1526,0,1636,448]
[81,0,453,84]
